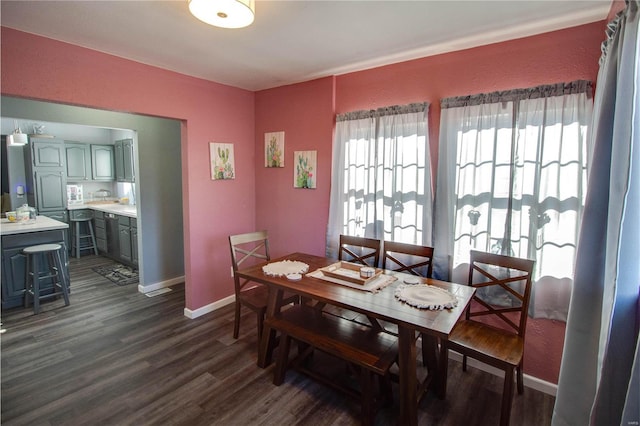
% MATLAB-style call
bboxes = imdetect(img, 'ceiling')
[1,1,611,92]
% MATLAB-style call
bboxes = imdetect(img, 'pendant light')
[188,0,255,29]
[6,120,28,147]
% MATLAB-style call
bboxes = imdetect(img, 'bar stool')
[23,243,70,314]
[70,216,98,258]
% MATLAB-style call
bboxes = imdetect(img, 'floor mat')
[92,263,139,286]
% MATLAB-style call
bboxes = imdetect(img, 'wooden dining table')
[235,252,475,426]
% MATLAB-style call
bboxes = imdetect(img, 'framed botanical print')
[210,143,235,180]
[294,150,316,189]
[265,131,284,168]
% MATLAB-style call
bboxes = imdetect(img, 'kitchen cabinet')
[114,138,135,182]
[34,170,67,212]
[93,210,107,253]
[1,226,69,310]
[131,220,138,266]
[65,142,92,180]
[41,209,69,251]
[31,138,65,167]
[99,212,137,267]
[91,144,115,181]
[25,138,67,215]
[119,220,132,264]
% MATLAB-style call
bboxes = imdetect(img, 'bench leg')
[273,332,291,386]
[360,369,374,426]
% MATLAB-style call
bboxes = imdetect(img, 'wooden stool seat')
[23,243,70,314]
[70,216,98,258]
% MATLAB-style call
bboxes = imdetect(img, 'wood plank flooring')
[1,254,555,425]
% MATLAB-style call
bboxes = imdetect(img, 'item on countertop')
[262,260,309,277]
[95,189,111,200]
[6,211,16,222]
[16,204,36,224]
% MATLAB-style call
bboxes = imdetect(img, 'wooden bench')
[267,305,398,426]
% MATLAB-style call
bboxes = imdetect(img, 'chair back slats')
[338,235,381,267]
[382,241,434,277]
[229,231,270,291]
[466,250,535,338]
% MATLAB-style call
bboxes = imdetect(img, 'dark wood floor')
[1,254,555,425]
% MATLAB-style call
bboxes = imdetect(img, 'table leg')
[257,287,282,368]
[398,326,418,426]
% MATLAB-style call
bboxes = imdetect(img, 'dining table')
[235,252,475,426]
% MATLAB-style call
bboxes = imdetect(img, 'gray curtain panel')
[552,1,640,425]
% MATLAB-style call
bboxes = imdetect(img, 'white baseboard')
[138,275,185,294]
[448,351,557,396]
[183,294,235,319]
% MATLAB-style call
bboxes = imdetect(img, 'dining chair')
[382,240,434,277]
[338,235,381,267]
[228,231,298,340]
[382,241,435,366]
[443,250,535,426]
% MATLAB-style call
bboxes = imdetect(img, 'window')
[434,81,593,319]
[326,103,432,258]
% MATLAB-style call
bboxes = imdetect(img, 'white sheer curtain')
[327,103,432,259]
[433,82,593,320]
[553,1,640,424]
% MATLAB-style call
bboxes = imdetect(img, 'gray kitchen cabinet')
[65,142,91,180]
[114,138,135,182]
[118,215,132,264]
[25,138,68,215]
[31,138,65,167]
[131,220,138,266]
[34,170,66,212]
[98,212,137,267]
[1,230,68,309]
[41,210,69,250]
[91,144,115,181]
[93,211,107,253]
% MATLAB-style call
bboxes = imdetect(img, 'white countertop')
[68,203,137,218]
[1,216,69,236]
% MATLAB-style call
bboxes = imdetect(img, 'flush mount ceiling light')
[188,0,255,29]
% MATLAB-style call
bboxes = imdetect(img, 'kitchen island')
[1,216,69,309]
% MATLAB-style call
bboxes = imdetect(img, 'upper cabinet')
[65,142,92,180]
[91,144,115,181]
[31,138,65,168]
[114,138,135,182]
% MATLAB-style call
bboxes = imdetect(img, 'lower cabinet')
[93,211,107,253]
[41,210,69,251]
[95,212,137,268]
[1,230,69,309]
[118,216,132,264]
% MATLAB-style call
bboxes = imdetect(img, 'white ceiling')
[1,1,611,91]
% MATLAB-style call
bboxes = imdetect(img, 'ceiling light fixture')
[188,0,255,29]
[6,120,28,147]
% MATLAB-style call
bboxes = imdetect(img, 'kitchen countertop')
[68,202,137,218]
[1,216,69,236]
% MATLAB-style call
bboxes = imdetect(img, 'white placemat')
[307,269,396,292]
[394,284,459,310]
[262,260,309,277]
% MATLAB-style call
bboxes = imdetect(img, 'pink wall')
[1,27,255,310]
[254,21,606,384]
[254,77,335,258]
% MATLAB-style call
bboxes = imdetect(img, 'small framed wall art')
[265,131,284,168]
[294,150,316,189]
[210,142,235,180]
